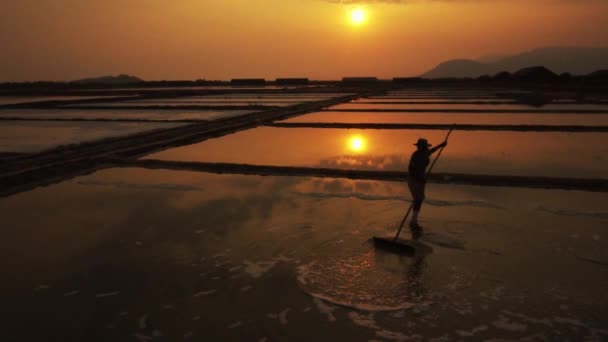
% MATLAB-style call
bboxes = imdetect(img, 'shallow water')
[194,93,352,98]
[0,96,115,105]
[144,127,608,178]
[0,120,186,153]
[67,101,298,108]
[1,168,606,340]
[329,103,608,111]
[279,111,608,126]
[0,109,255,122]
[371,95,503,100]
[356,98,518,104]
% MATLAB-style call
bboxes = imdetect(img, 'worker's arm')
[429,141,448,154]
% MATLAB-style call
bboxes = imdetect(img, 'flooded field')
[144,127,608,178]
[66,102,297,108]
[0,96,119,105]
[65,94,348,108]
[1,86,607,341]
[280,111,608,126]
[1,168,606,341]
[0,109,256,122]
[0,120,185,153]
[329,103,608,112]
[355,98,519,104]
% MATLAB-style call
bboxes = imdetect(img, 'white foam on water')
[313,298,337,322]
[390,310,405,318]
[480,286,505,301]
[96,291,119,298]
[228,321,243,329]
[502,310,553,326]
[536,205,608,219]
[492,315,527,332]
[347,312,379,330]
[133,333,152,342]
[243,260,278,278]
[294,191,503,209]
[297,259,431,312]
[138,314,148,330]
[240,286,252,292]
[376,329,422,341]
[552,317,608,339]
[133,333,154,342]
[275,254,293,262]
[63,290,79,297]
[215,260,230,267]
[456,325,488,337]
[310,291,420,312]
[279,308,291,325]
[194,290,217,297]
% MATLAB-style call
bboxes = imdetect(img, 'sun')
[350,8,366,25]
[347,135,367,152]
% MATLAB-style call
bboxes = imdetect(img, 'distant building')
[392,77,425,84]
[275,78,309,85]
[342,77,378,84]
[230,79,266,86]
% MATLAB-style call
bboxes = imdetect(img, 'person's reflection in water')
[374,248,429,300]
[406,254,427,299]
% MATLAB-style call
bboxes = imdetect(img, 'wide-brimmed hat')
[414,138,431,147]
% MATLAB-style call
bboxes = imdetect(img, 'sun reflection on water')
[347,135,367,153]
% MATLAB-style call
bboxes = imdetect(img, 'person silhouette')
[407,138,447,239]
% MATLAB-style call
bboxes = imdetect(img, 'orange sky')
[1,0,607,81]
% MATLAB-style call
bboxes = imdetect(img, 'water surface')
[279,111,608,126]
[144,127,608,178]
[1,168,606,340]
[0,109,255,121]
[0,121,185,153]
[330,103,608,111]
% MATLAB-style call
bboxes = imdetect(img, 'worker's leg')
[411,198,422,225]
[409,181,426,226]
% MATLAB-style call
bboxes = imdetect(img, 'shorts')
[408,179,426,202]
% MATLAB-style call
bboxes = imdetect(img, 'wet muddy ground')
[1,168,607,341]
[1,85,607,341]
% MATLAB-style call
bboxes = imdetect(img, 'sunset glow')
[1,1,607,81]
[350,8,366,25]
[348,135,367,153]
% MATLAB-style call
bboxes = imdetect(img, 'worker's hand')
[441,140,448,148]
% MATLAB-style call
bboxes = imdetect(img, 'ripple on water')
[297,251,432,312]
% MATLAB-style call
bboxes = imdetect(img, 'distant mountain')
[72,74,143,85]
[422,47,608,78]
